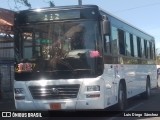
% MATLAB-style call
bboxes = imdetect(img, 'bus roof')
[17,5,99,13]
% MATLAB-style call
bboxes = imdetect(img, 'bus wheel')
[117,82,126,111]
[141,77,151,99]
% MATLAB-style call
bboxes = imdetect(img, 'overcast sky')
[1,0,160,49]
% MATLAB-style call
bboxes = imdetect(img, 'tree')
[21,0,31,8]
[8,0,56,10]
[7,0,31,10]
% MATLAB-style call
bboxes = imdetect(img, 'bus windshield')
[15,20,103,80]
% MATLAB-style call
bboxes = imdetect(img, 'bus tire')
[117,81,127,111]
[141,77,151,99]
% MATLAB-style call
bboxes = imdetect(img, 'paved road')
[1,87,160,120]
[108,87,160,120]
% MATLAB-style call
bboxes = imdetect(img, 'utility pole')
[78,0,82,5]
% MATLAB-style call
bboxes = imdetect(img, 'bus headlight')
[87,85,100,91]
[14,88,25,100]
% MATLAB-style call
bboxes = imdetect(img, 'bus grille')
[29,84,80,100]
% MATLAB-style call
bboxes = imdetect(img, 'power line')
[114,2,160,13]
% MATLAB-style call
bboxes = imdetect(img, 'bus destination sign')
[26,10,80,22]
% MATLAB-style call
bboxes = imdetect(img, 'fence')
[0,60,14,100]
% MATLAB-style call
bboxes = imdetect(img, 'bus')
[14,5,157,111]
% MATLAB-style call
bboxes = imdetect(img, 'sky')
[1,0,160,50]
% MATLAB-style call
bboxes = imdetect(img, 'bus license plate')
[50,103,61,110]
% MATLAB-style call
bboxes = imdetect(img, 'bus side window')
[125,32,131,56]
[141,39,145,58]
[144,40,147,58]
[104,35,111,54]
[133,35,138,57]
[130,34,134,57]
[149,42,153,59]
[153,43,156,60]
[137,37,142,58]
[111,26,118,55]
[118,29,125,55]
[147,41,150,59]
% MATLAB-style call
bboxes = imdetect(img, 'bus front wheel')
[117,82,127,111]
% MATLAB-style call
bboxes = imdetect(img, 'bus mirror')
[102,15,111,35]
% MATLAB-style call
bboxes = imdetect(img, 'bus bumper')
[15,98,104,110]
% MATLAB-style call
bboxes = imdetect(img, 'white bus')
[14,5,157,111]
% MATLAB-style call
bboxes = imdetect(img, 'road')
[108,87,160,120]
[1,87,160,120]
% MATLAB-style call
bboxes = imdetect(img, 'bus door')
[103,35,117,106]
[103,63,117,106]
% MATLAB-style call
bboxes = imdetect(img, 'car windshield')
[15,20,103,80]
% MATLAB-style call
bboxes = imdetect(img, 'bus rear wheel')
[117,82,127,111]
[141,77,151,99]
